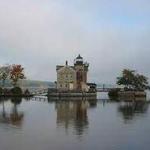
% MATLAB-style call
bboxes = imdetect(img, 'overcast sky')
[0,0,150,84]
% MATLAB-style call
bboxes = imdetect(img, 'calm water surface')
[0,93,150,150]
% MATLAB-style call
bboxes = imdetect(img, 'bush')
[11,87,23,95]
[3,88,12,95]
[24,89,30,95]
[108,88,120,97]
[0,87,3,95]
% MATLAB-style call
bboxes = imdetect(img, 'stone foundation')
[118,91,146,101]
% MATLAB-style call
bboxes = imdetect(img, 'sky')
[0,0,150,84]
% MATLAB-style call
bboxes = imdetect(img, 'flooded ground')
[0,94,150,150]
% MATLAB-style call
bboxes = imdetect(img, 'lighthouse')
[74,54,89,91]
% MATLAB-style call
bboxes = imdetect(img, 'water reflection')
[118,102,149,123]
[55,100,97,136]
[0,96,150,150]
[0,97,24,127]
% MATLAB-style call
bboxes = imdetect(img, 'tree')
[0,65,11,87]
[117,69,150,91]
[10,65,26,87]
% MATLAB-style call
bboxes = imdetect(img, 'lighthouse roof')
[76,54,83,59]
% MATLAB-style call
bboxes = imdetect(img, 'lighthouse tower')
[74,54,89,91]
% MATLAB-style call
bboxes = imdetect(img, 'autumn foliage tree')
[10,65,26,87]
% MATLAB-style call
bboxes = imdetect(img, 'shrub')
[0,87,3,95]
[24,89,30,95]
[3,88,12,95]
[108,88,120,97]
[11,87,23,95]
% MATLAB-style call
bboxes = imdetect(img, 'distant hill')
[96,83,117,88]
[0,79,55,88]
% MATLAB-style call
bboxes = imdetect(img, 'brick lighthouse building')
[56,54,89,92]
[74,54,89,91]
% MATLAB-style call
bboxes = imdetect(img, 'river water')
[0,94,150,150]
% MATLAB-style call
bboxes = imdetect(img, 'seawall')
[118,91,146,101]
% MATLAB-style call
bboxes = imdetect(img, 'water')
[0,95,150,150]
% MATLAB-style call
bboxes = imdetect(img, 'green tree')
[0,65,11,87]
[117,69,150,91]
[10,65,26,87]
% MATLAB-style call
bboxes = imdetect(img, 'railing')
[96,88,113,92]
[31,89,48,96]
